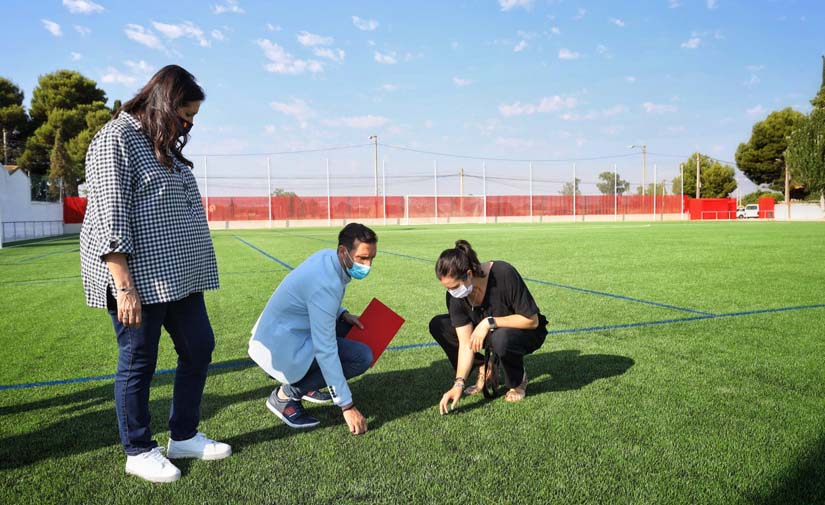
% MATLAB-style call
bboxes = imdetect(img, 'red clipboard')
[345,298,405,367]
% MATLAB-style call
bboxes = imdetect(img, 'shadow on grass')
[0,360,257,470]
[0,349,634,468]
[751,433,825,505]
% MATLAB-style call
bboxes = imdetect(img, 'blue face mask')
[345,249,371,280]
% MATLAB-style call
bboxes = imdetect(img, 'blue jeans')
[107,291,215,455]
[281,320,373,399]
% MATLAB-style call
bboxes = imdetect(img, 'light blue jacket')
[248,249,352,406]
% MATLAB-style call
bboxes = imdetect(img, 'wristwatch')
[487,316,496,331]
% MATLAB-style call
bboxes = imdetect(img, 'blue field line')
[3,303,822,392]
[249,229,712,316]
[0,359,253,391]
[522,277,714,316]
[232,236,294,270]
[14,247,79,264]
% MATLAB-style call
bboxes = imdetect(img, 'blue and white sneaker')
[266,389,320,429]
[301,389,333,404]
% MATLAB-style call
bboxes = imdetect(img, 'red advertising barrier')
[757,197,775,219]
[64,194,694,223]
[63,196,88,224]
[687,198,737,220]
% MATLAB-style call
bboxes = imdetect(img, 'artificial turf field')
[0,221,823,504]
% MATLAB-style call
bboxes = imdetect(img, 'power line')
[379,143,642,163]
[189,143,372,157]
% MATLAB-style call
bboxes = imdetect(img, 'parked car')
[737,204,759,219]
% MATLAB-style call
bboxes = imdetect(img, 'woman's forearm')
[103,253,135,290]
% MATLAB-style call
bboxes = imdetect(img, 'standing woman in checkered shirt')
[79,65,231,483]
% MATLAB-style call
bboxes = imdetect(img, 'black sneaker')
[266,389,320,429]
[301,390,333,404]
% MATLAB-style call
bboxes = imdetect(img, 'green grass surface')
[1,222,823,504]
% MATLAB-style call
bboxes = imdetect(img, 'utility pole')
[695,152,701,199]
[2,128,7,166]
[784,160,791,219]
[459,167,464,196]
[629,144,646,195]
[369,135,379,196]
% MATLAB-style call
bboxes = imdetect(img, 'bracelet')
[117,286,135,293]
[453,377,466,389]
[341,403,355,412]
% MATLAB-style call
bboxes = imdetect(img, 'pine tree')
[48,129,73,199]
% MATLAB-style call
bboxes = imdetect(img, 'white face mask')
[448,279,473,299]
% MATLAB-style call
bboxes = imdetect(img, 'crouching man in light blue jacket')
[248,223,377,435]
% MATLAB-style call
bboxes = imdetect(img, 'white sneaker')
[125,447,181,483]
[167,432,232,461]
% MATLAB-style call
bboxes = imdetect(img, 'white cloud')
[558,48,581,60]
[257,39,324,74]
[642,102,678,114]
[323,115,389,129]
[707,0,718,9]
[602,104,627,117]
[71,52,82,61]
[313,47,345,63]
[744,65,764,88]
[746,104,765,118]
[266,23,281,32]
[213,0,244,14]
[297,31,333,47]
[601,125,624,135]
[667,126,687,134]
[352,16,378,31]
[668,0,681,7]
[681,37,701,49]
[101,60,154,86]
[576,138,586,147]
[596,44,609,55]
[125,24,165,51]
[513,40,528,52]
[74,25,91,36]
[381,83,398,92]
[42,20,62,37]
[270,98,314,128]
[152,21,210,47]
[374,51,397,64]
[424,120,434,129]
[453,76,472,87]
[451,41,459,49]
[63,0,104,14]
[610,18,625,27]
[498,95,578,117]
[211,29,225,41]
[550,26,561,35]
[573,8,587,20]
[625,76,637,83]
[499,0,533,11]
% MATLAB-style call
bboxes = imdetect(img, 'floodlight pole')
[433,160,438,224]
[653,163,657,219]
[204,155,209,222]
[680,163,684,218]
[695,152,701,199]
[369,135,379,196]
[382,160,387,225]
[326,158,331,226]
[572,163,577,222]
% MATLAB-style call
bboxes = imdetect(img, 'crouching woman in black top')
[431,240,548,414]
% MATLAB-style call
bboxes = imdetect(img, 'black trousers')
[428,314,547,389]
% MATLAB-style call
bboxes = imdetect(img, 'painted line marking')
[2,303,822,391]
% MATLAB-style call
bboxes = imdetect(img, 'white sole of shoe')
[125,467,180,483]
[266,398,320,429]
[166,447,232,461]
[301,395,332,404]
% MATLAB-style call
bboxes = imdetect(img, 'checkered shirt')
[79,112,219,308]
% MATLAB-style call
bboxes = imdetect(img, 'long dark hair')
[118,65,205,170]
[435,240,485,280]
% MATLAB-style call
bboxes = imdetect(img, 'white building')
[0,164,64,247]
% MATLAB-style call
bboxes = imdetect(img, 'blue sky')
[4,0,825,196]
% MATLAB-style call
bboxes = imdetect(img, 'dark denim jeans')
[107,291,215,455]
[280,319,373,399]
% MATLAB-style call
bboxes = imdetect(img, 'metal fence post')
[204,155,209,222]
[482,160,487,224]
[614,163,618,221]
[529,161,533,223]
[653,163,657,220]
[433,160,438,225]
[382,160,387,226]
[572,162,576,222]
[267,156,272,228]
